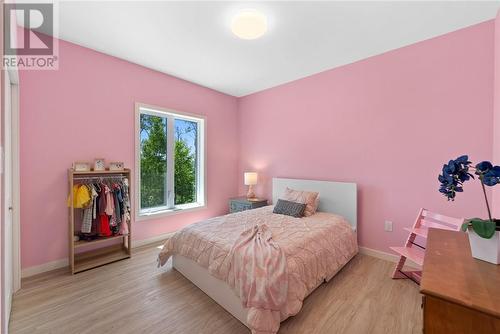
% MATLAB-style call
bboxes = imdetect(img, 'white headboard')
[272,178,357,231]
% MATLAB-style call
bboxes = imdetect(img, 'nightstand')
[229,197,268,213]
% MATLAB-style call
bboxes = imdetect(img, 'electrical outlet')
[384,220,393,232]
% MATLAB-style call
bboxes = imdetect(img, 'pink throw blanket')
[227,223,287,334]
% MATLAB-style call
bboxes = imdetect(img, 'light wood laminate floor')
[10,243,422,334]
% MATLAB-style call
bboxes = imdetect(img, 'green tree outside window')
[140,114,197,209]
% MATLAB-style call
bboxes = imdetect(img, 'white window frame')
[135,102,206,221]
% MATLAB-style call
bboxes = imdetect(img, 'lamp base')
[246,185,256,200]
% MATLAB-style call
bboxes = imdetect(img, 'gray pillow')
[273,199,306,218]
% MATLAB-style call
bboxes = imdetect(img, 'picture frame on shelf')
[72,162,91,172]
[109,161,125,171]
[94,158,106,171]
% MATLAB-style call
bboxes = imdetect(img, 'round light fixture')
[231,9,268,40]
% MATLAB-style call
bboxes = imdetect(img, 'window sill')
[136,203,206,222]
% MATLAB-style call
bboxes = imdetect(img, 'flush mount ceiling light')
[231,9,268,40]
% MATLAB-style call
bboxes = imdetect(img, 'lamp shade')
[244,172,258,186]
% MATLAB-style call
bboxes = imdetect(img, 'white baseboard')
[22,233,173,278]
[21,258,69,278]
[131,232,173,248]
[359,246,420,269]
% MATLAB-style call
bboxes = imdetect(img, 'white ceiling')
[46,1,500,96]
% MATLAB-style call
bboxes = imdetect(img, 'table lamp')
[244,172,258,199]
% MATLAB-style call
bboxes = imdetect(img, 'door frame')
[2,67,20,334]
[10,78,20,294]
[6,69,20,292]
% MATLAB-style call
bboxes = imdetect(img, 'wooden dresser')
[420,229,500,333]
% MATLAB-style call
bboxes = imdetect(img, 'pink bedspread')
[158,206,358,333]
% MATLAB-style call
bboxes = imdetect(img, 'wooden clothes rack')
[68,168,132,274]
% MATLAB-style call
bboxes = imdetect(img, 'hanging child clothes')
[104,184,114,216]
[68,177,131,239]
[81,184,99,234]
[67,184,93,234]
[81,203,93,234]
[99,214,112,237]
[97,183,112,237]
[91,185,98,220]
[67,184,91,208]
[122,178,131,226]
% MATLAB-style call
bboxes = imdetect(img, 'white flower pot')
[468,229,500,264]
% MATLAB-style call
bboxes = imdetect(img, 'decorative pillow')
[273,199,306,218]
[282,187,319,217]
[313,194,320,213]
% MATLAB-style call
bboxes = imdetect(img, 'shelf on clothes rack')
[71,168,131,175]
[73,244,130,274]
[74,234,130,248]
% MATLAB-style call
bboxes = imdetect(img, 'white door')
[3,71,14,334]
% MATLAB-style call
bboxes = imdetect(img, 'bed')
[159,178,358,333]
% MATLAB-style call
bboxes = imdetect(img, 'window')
[136,104,205,218]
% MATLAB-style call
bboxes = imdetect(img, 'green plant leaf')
[461,222,469,232]
[470,218,496,239]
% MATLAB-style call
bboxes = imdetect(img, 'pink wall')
[19,39,239,269]
[238,21,495,252]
